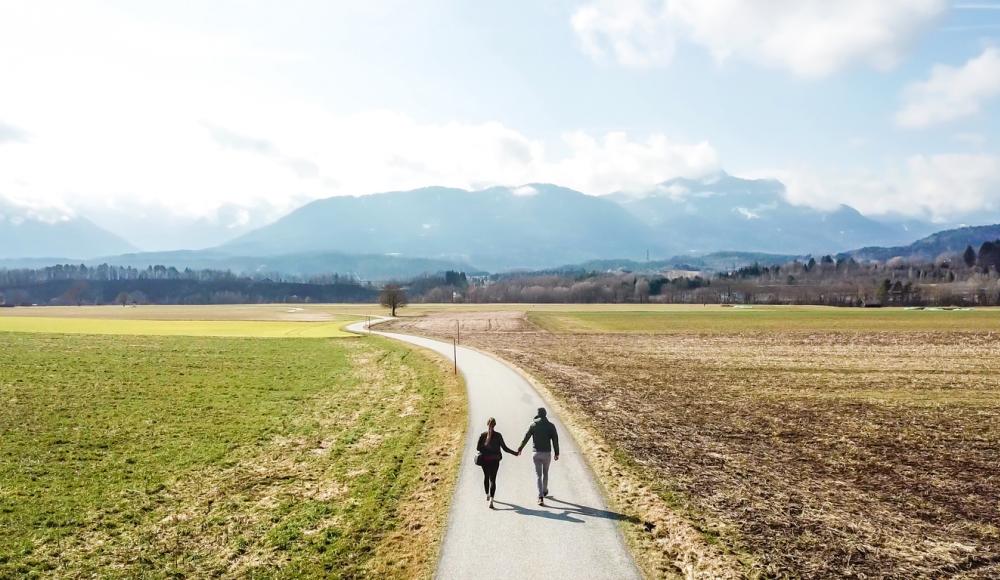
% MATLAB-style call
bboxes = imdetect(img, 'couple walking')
[476,407,559,509]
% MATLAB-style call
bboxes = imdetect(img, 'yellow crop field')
[0,316,359,338]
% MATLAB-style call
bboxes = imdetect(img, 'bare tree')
[634,279,650,303]
[379,284,408,317]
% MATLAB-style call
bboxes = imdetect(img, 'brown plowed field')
[383,310,1000,578]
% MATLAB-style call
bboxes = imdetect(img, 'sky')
[1,0,1000,249]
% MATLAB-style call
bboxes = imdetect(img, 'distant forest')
[3,240,1000,307]
[400,241,1000,307]
[0,264,376,306]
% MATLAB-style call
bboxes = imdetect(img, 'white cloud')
[0,103,719,220]
[0,88,719,246]
[0,1,719,235]
[0,121,28,144]
[662,183,689,197]
[775,154,1000,221]
[0,195,75,224]
[895,47,1000,128]
[572,0,675,68]
[571,0,945,77]
[543,131,719,193]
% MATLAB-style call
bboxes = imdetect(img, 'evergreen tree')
[875,279,891,303]
[963,245,977,268]
[978,241,1000,271]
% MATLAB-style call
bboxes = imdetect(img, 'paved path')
[347,320,641,580]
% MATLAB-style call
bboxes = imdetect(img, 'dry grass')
[383,310,1000,578]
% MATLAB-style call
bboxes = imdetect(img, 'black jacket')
[477,431,516,463]
[520,417,560,454]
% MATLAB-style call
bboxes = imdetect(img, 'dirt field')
[383,309,1000,578]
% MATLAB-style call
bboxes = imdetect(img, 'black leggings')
[481,462,499,497]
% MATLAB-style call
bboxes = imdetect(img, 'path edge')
[455,343,657,578]
[346,320,470,580]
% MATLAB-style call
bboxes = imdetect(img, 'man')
[517,407,560,506]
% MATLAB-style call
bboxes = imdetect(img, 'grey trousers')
[532,452,552,497]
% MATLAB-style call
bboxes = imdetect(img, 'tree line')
[0,264,376,306]
[0,263,362,285]
[393,242,1000,307]
[5,240,1000,308]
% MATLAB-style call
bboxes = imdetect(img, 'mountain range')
[220,185,648,271]
[220,173,936,271]
[0,199,134,259]
[611,173,931,255]
[0,172,988,276]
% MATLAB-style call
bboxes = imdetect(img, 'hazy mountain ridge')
[219,176,937,270]
[85,202,275,252]
[2,174,973,274]
[0,198,135,259]
[845,224,1000,262]
[528,252,804,275]
[612,172,933,255]
[221,184,654,271]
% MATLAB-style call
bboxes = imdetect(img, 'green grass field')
[0,316,358,337]
[0,332,463,578]
[529,306,1000,333]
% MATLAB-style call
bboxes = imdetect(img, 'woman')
[477,417,519,509]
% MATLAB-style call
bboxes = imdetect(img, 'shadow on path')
[491,501,586,523]
[491,498,640,525]
[545,497,642,524]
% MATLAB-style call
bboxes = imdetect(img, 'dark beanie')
[536,407,547,417]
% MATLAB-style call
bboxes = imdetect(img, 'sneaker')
[537,497,544,506]
[489,499,495,509]
[544,489,550,497]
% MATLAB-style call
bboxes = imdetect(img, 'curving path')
[347,319,641,580]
